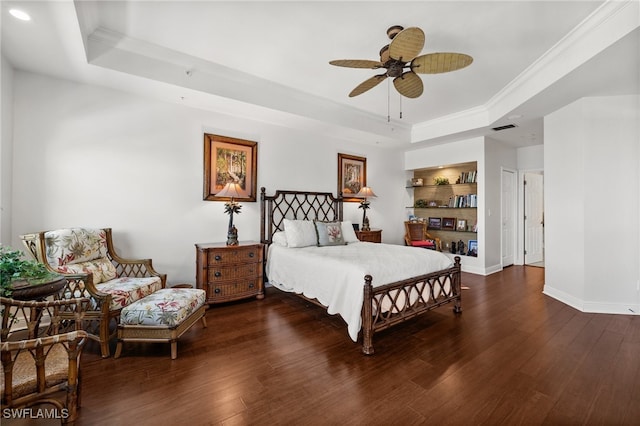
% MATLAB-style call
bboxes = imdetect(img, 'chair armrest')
[108,257,167,288]
[0,296,89,310]
[0,330,88,352]
[54,273,113,313]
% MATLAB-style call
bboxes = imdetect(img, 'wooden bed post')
[362,274,374,355]
[453,256,462,313]
[260,187,267,244]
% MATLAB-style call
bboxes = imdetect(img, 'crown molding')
[410,0,639,144]
[84,27,412,146]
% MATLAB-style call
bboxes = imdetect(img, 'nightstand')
[195,241,264,304]
[355,229,382,243]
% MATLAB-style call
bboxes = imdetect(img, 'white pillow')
[314,221,346,246]
[283,219,317,248]
[272,231,288,247]
[340,221,360,243]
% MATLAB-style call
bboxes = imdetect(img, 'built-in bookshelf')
[407,161,478,256]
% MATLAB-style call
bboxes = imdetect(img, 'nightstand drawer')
[206,246,261,265]
[355,229,382,243]
[207,263,259,281]
[206,278,261,302]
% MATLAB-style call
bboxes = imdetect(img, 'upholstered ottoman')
[114,288,207,360]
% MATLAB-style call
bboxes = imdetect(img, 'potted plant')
[0,245,65,299]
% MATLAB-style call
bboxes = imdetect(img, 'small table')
[355,229,382,243]
[195,241,264,304]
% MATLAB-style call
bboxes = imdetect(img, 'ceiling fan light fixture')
[386,25,404,39]
[379,45,390,63]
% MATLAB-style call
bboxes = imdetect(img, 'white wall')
[544,95,640,314]
[1,54,14,244]
[10,71,407,284]
[517,145,543,170]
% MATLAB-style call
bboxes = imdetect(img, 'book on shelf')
[458,170,477,184]
[448,193,477,208]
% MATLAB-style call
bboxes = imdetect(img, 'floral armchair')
[21,228,166,357]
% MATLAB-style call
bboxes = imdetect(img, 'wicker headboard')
[260,187,343,245]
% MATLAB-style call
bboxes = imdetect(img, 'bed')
[260,188,462,354]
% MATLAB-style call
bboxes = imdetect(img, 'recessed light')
[9,9,31,21]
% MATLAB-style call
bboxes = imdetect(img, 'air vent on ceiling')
[491,124,518,131]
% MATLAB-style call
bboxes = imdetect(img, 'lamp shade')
[215,182,244,199]
[356,187,377,198]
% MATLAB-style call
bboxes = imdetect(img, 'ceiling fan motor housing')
[386,60,406,77]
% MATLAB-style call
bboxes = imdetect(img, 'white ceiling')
[2,1,638,148]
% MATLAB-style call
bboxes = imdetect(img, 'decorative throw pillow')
[57,257,117,284]
[283,219,318,248]
[314,221,346,246]
[340,221,360,243]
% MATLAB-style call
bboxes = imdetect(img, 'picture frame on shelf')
[411,178,423,187]
[442,217,456,230]
[428,217,442,230]
[456,219,467,232]
[338,153,366,202]
[467,239,478,257]
[203,133,257,202]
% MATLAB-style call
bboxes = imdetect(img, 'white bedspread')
[266,242,453,341]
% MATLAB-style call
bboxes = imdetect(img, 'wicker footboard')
[361,256,462,355]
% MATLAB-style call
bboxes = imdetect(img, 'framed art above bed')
[337,153,366,202]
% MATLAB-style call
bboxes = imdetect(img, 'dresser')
[355,229,382,243]
[195,241,264,304]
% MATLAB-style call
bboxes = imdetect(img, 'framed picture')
[203,133,257,202]
[456,219,467,231]
[467,239,478,257]
[442,217,456,230]
[338,153,366,202]
[428,217,442,230]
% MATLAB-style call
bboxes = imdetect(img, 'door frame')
[501,167,517,268]
[517,169,544,265]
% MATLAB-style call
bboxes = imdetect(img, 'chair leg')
[99,319,111,358]
[170,340,177,360]
[114,341,123,358]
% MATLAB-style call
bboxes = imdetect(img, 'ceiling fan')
[330,25,473,99]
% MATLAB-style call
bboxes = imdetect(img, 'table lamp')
[356,186,377,231]
[215,182,243,245]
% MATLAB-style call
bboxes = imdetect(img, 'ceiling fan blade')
[330,59,383,69]
[388,27,425,62]
[393,72,423,98]
[410,52,473,74]
[349,74,388,97]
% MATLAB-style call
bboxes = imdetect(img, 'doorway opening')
[523,172,544,267]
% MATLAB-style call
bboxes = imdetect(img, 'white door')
[501,169,516,267]
[524,172,544,264]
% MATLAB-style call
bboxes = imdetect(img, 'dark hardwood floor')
[9,266,640,425]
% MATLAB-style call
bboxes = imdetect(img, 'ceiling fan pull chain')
[399,95,403,119]
[387,79,391,122]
